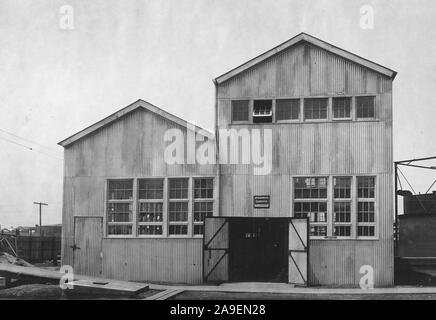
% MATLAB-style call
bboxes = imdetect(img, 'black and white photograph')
[0,0,435,309]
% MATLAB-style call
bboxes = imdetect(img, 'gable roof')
[214,32,397,84]
[58,99,214,147]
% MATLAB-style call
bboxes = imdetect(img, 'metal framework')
[394,156,436,256]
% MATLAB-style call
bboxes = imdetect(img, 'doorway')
[73,216,103,277]
[229,218,288,282]
[203,217,308,285]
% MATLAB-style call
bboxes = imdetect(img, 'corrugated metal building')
[59,33,396,287]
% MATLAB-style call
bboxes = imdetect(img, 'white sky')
[1,0,436,228]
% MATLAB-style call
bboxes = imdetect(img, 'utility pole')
[33,202,48,233]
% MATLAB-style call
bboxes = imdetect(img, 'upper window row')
[231,96,375,123]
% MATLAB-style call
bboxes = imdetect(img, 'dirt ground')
[171,290,436,300]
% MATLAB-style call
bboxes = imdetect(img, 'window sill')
[228,119,381,126]
[310,237,379,241]
[104,236,203,239]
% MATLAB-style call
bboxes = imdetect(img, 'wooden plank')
[143,289,183,300]
[67,279,148,296]
[0,263,148,295]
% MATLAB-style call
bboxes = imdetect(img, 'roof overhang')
[214,33,397,85]
[58,99,214,148]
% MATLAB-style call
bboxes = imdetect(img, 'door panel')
[288,218,308,285]
[203,217,229,282]
[73,216,103,277]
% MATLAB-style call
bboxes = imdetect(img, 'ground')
[170,290,436,300]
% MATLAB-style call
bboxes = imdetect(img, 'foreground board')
[67,279,149,296]
[0,263,149,296]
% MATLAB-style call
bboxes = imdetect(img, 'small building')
[59,33,396,287]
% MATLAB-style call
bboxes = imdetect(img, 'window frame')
[106,179,134,237]
[275,98,301,123]
[355,96,376,120]
[303,98,329,121]
[293,176,329,239]
[332,97,352,121]
[231,99,250,123]
[332,176,353,239]
[105,176,215,239]
[291,175,378,240]
[356,176,377,239]
[193,177,215,237]
[137,178,165,238]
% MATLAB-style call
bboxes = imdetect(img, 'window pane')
[169,202,188,221]
[169,225,188,235]
[169,178,189,199]
[138,179,163,199]
[356,96,375,119]
[334,226,351,237]
[194,201,213,222]
[358,225,375,237]
[358,201,375,222]
[276,99,300,120]
[333,97,351,119]
[138,225,162,235]
[194,178,214,199]
[310,226,327,236]
[108,180,133,200]
[334,177,351,199]
[334,202,351,222]
[108,225,132,235]
[294,177,328,199]
[138,202,163,222]
[294,201,327,222]
[232,100,249,121]
[304,98,328,120]
[107,203,132,222]
[357,177,375,198]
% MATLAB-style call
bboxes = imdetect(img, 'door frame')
[72,216,103,276]
[202,216,309,285]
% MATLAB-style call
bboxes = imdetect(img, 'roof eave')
[214,32,397,85]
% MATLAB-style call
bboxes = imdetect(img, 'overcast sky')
[0,0,435,228]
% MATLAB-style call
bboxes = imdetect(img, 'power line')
[0,135,63,161]
[0,128,60,153]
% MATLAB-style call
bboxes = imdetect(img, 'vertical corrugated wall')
[217,42,394,287]
[62,109,215,284]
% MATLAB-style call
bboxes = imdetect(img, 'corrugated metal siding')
[102,238,203,284]
[217,42,394,287]
[64,109,216,178]
[62,108,216,282]
[217,43,392,100]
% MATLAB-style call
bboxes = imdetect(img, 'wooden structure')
[59,33,396,287]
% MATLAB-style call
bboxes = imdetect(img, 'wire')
[0,135,63,161]
[0,128,60,153]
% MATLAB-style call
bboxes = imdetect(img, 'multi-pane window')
[276,99,300,121]
[231,100,249,122]
[138,179,164,236]
[357,177,376,237]
[304,98,328,120]
[293,176,377,239]
[333,177,352,237]
[294,177,328,237]
[193,178,214,236]
[356,96,375,119]
[332,97,351,119]
[168,178,189,235]
[253,100,272,123]
[107,180,133,235]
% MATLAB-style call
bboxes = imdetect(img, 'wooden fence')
[0,235,61,264]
